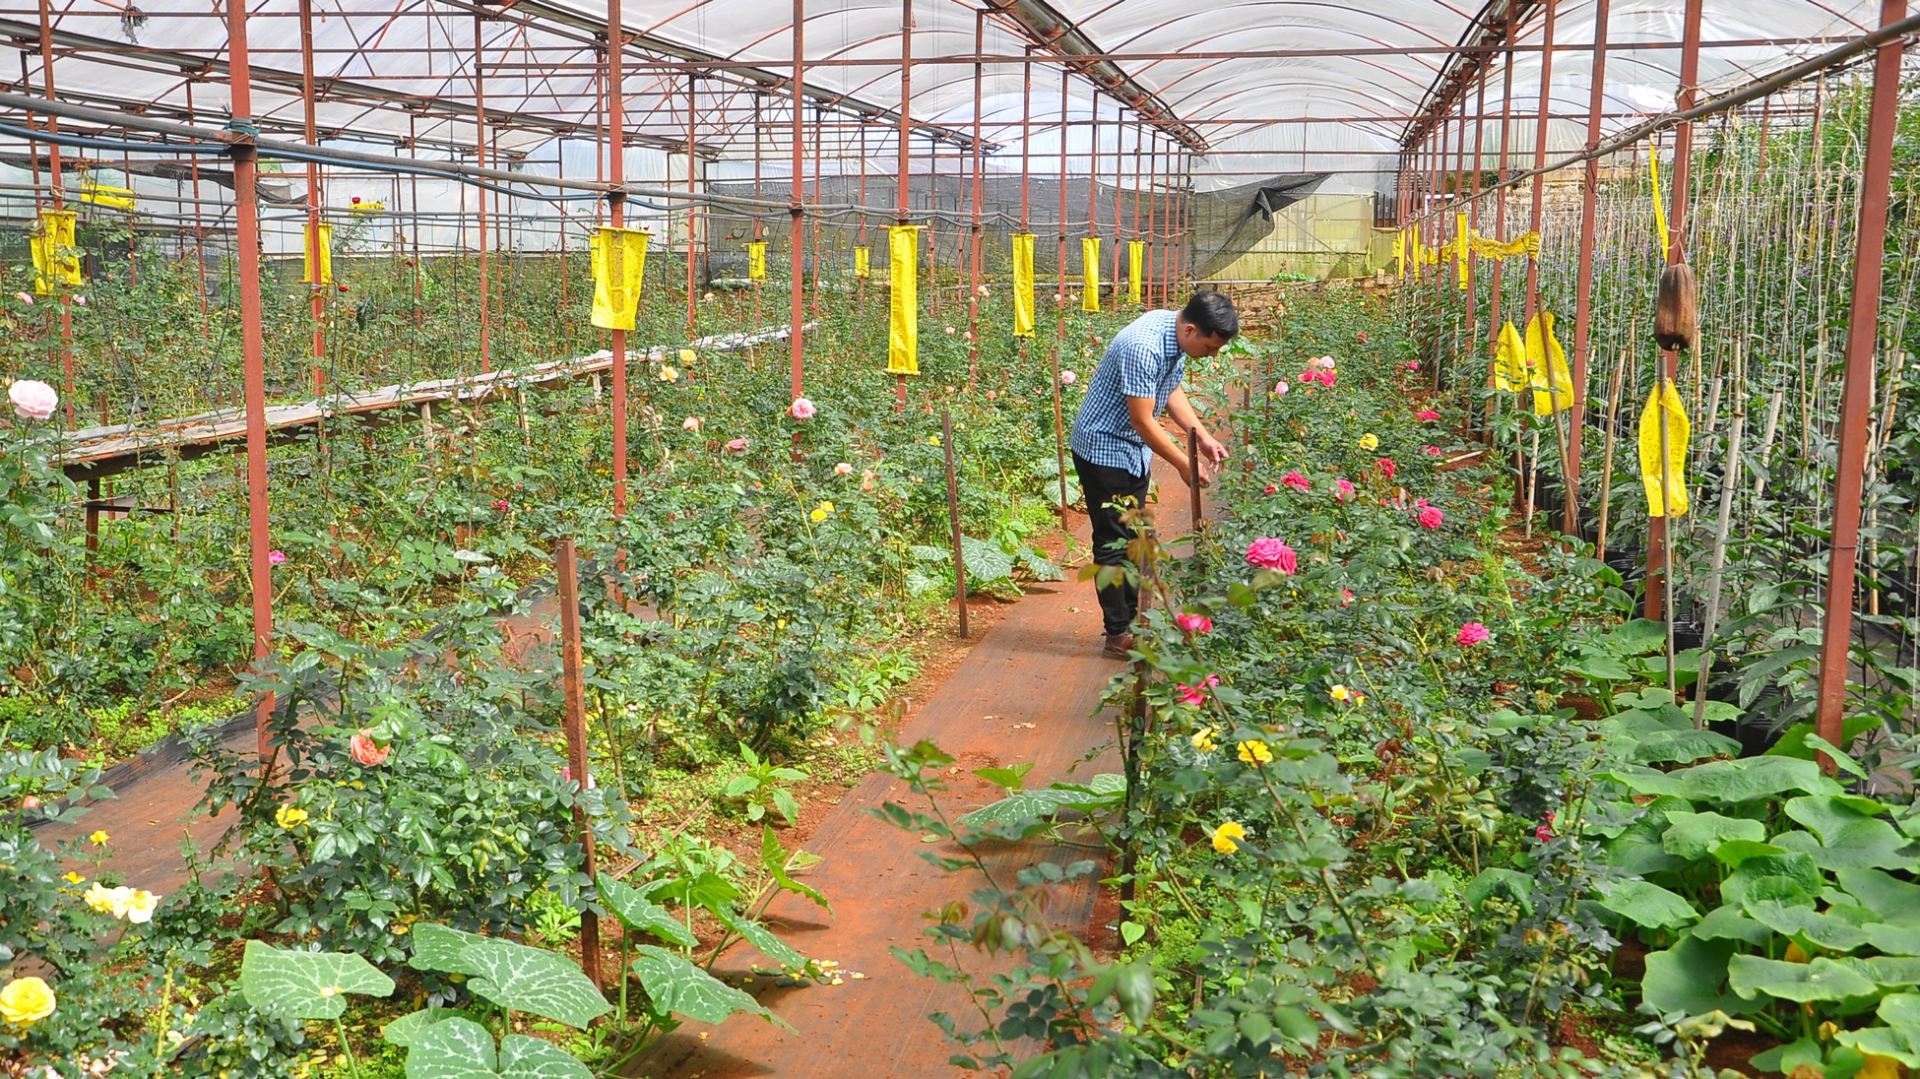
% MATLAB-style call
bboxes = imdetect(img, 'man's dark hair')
[1179,290,1239,340]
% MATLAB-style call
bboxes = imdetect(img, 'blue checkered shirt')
[1070,309,1185,477]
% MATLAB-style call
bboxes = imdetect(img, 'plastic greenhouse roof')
[0,0,1893,192]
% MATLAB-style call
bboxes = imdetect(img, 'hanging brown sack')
[1654,263,1699,352]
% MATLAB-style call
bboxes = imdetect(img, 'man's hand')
[1196,432,1230,467]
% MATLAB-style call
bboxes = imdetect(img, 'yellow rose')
[1236,740,1273,766]
[124,889,159,924]
[276,806,310,830]
[658,366,679,382]
[678,349,697,364]
[1211,822,1246,855]
[88,830,109,845]
[84,881,121,914]
[1357,433,1379,451]
[0,976,56,1027]
[1191,727,1218,753]
[1329,684,1351,702]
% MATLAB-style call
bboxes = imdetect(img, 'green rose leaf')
[239,940,395,1021]
[1728,956,1878,1002]
[630,944,793,1030]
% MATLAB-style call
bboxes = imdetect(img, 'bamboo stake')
[1657,377,1678,698]
[1753,388,1785,498]
[1693,356,1745,729]
[1596,352,1628,560]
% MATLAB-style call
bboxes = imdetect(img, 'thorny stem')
[1257,770,1379,977]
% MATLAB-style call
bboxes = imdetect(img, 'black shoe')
[1102,632,1136,660]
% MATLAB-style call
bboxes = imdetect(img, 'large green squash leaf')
[462,937,612,1030]
[1722,853,1823,908]
[239,940,395,1021]
[1464,868,1535,916]
[1643,935,1753,1015]
[1603,757,1840,804]
[1743,900,1871,952]
[630,945,793,1030]
[1661,811,1765,860]
[1595,880,1697,929]
[1728,956,1878,1002]
[1839,868,1920,926]
[1784,796,1920,872]
[402,1016,594,1079]
[1692,905,1771,946]
[599,877,698,948]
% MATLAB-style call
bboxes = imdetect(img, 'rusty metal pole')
[299,0,326,395]
[789,0,807,414]
[1057,69,1069,343]
[554,538,602,986]
[895,0,912,411]
[1523,0,1556,325]
[1188,425,1203,533]
[967,9,983,386]
[35,0,72,428]
[1815,0,1907,763]
[606,33,630,518]
[1488,11,1516,349]
[474,15,491,373]
[225,0,275,759]
[687,74,699,337]
[1568,0,1610,536]
[942,409,969,639]
[185,79,208,315]
[1644,0,1703,621]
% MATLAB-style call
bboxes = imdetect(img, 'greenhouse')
[1,0,1918,1074]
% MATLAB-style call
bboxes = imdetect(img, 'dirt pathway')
[632,457,1199,1079]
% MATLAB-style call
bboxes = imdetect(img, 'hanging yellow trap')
[888,225,920,376]
[1638,379,1691,517]
[30,209,80,295]
[1082,237,1101,313]
[1011,233,1036,337]
[590,226,649,331]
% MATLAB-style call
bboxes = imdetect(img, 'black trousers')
[1073,453,1152,637]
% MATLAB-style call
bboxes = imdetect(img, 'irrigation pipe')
[1404,13,1920,226]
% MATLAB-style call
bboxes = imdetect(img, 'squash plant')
[1592,725,1920,1077]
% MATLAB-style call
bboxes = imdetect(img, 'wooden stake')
[1596,353,1627,560]
[941,410,968,639]
[554,538,602,988]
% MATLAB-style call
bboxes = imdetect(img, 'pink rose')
[14,291,32,305]
[267,550,287,566]
[1244,538,1296,574]
[491,499,509,512]
[1406,360,1420,371]
[1281,471,1310,492]
[1339,589,1354,607]
[1060,370,1077,385]
[1357,331,1369,345]
[1174,674,1220,706]
[1423,445,1442,456]
[8,379,58,421]
[1175,612,1213,634]
[1310,355,1336,371]
[835,462,854,475]
[963,331,974,342]
[21,795,40,809]
[1272,380,1288,396]
[1535,811,1556,842]
[726,438,750,453]
[1416,409,1440,421]
[1334,479,1355,501]
[1377,457,1396,479]
[1263,485,1277,495]
[945,326,956,335]
[349,729,390,766]
[1457,622,1490,647]
[860,470,876,492]
[683,416,702,431]
[1419,506,1444,530]
[788,397,816,421]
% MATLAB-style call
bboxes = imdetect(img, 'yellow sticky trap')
[1127,240,1144,304]
[1455,213,1469,290]
[1011,233,1036,337]
[854,246,870,279]
[1468,231,1542,259]
[1493,322,1528,392]
[300,222,334,286]
[347,199,384,215]
[1081,237,1101,313]
[888,225,919,375]
[1525,311,1576,415]
[1638,379,1691,517]
[1651,149,1671,261]
[590,226,649,331]
[30,209,79,295]
[747,242,767,281]
[1392,230,1406,276]
[81,182,135,212]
